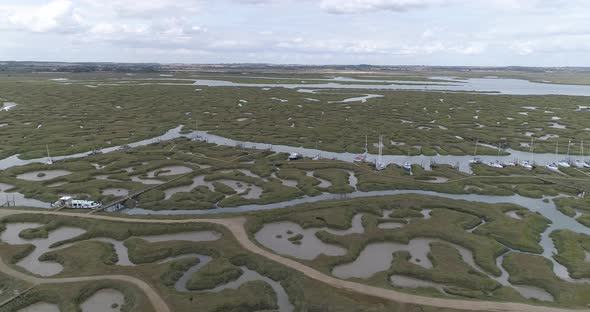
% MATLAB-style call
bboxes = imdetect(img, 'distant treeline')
[1,61,589,74]
[0,61,161,73]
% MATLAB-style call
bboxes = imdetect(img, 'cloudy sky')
[0,0,588,66]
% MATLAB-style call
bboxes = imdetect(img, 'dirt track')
[1,208,589,312]
[0,256,169,312]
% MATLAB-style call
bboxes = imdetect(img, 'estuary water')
[193,76,590,96]
[0,123,580,174]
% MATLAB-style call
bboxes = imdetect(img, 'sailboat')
[192,120,203,141]
[488,142,504,168]
[520,137,534,170]
[46,145,53,165]
[557,140,571,168]
[354,136,368,163]
[547,141,561,170]
[312,140,321,160]
[402,145,412,171]
[469,139,482,164]
[575,140,586,168]
[585,141,590,168]
[500,143,516,166]
[375,135,386,171]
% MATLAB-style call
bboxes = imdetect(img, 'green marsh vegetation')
[0,271,31,303]
[0,135,582,212]
[0,213,466,312]
[503,253,590,306]
[0,144,576,215]
[551,230,590,279]
[246,194,559,303]
[0,280,153,312]
[2,71,590,161]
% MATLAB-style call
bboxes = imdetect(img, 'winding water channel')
[0,122,585,174]
[0,223,293,312]
[0,101,589,304]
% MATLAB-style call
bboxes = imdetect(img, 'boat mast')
[567,139,571,161]
[474,139,478,156]
[379,135,383,163]
[46,144,52,164]
[377,135,383,167]
[530,137,534,164]
[556,141,559,162]
[581,140,584,163]
[315,140,320,158]
[364,135,368,155]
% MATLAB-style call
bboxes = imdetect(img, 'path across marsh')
[1,208,589,312]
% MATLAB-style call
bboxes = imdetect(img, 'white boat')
[402,163,412,171]
[52,196,101,209]
[354,135,368,163]
[520,160,533,170]
[469,139,481,164]
[555,141,569,167]
[46,145,53,165]
[312,140,321,160]
[558,139,572,167]
[529,137,536,168]
[89,148,103,156]
[574,160,586,168]
[288,152,301,161]
[579,140,590,168]
[486,142,504,168]
[489,161,504,169]
[375,135,386,171]
[469,158,482,164]
[502,160,517,167]
[353,155,367,162]
[546,163,559,171]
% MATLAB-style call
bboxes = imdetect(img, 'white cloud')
[0,0,83,33]
[320,0,450,14]
[81,0,200,18]
[0,0,589,65]
[509,41,534,55]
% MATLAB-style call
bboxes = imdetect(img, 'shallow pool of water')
[306,171,332,188]
[205,266,294,312]
[255,221,347,260]
[101,188,129,197]
[146,166,192,177]
[332,239,433,279]
[130,176,164,185]
[17,302,60,312]
[163,175,215,199]
[378,222,405,229]
[217,179,263,199]
[0,183,49,207]
[0,223,86,276]
[16,170,71,181]
[140,231,221,243]
[80,288,124,312]
[390,275,447,293]
[271,172,298,187]
[160,254,212,292]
